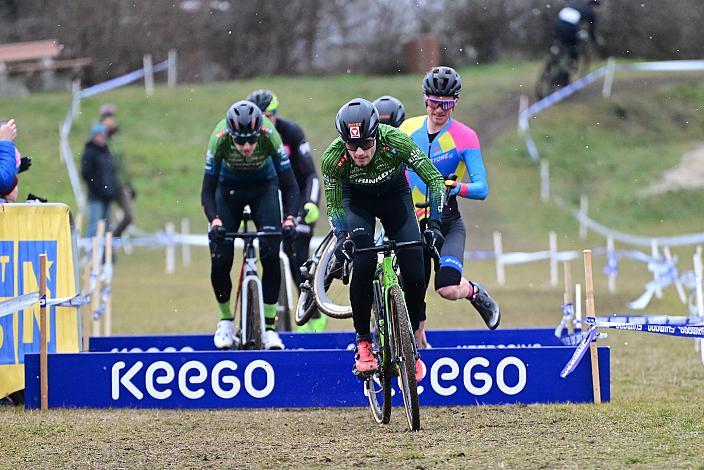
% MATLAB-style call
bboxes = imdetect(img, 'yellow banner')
[0,203,78,397]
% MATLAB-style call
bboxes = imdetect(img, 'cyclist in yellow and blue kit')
[401,66,500,346]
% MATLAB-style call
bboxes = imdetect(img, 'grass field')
[2,62,704,468]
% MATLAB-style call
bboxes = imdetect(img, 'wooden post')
[663,246,686,303]
[694,246,703,356]
[143,53,154,97]
[104,232,113,337]
[181,218,191,267]
[549,231,558,286]
[168,49,178,87]
[579,195,589,239]
[607,236,616,293]
[540,159,550,203]
[165,223,176,274]
[583,249,602,404]
[517,94,529,133]
[39,254,48,411]
[80,261,91,351]
[695,246,703,319]
[602,57,616,98]
[575,283,582,325]
[71,78,81,116]
[651,239,663,299]
[493,231,505,286]
[563,260,574,334]
[90,220,105,338]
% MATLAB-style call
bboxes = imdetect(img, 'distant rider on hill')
[554,0,603,66]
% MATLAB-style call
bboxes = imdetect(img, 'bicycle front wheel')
[366,296,392,424]
[244,281,263,350]
[389,284,420,431]
[277,256,293,331]
[294,284,318,326]
[312,235,353,319]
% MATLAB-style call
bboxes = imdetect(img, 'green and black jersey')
[204,117,290,183]
[201,116,300,222]
[321,124,444,233]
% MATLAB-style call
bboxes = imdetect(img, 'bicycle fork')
[240,254,266,348]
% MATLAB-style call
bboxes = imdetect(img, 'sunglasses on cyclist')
[345,139,375,151]
[424,95,458,111]
[232,134,259,145]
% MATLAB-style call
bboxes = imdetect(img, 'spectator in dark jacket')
[100,104,135,237]
[0,119,18,197]
[81,123,120,237]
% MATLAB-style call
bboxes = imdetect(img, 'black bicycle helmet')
[226,100,263,138]
[372,95,406,128]
[422,66,462,97]
[335,98,379,143]
[246,89,278,113]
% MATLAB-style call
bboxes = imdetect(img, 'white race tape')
[0,292,39,318]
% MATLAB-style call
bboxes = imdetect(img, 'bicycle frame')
[373,246,417,372]
[225,208,282,348]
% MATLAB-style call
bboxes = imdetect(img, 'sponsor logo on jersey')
[382,145,397,154]
[337,154,348,168]
[216,130,228,139]
[348,123,361,139]
[261,126,272,134]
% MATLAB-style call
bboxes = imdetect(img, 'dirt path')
[644,142,704,194]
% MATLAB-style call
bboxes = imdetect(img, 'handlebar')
[342,238,441,275]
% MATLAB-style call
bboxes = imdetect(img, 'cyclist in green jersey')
[201,100,300,350]
[321,98,445,380]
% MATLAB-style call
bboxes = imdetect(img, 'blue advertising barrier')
[25,346,609,409]
[89,328,573,353]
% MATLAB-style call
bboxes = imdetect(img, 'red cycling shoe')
[354,341,378,374]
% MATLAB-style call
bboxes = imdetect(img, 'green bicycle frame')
[374,253,403,366]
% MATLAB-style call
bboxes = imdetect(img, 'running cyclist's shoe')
[353,341,378,376]
[263,330,284,350]
[468,282,501,330]
[415,357,424,383]
[214,320,235,349]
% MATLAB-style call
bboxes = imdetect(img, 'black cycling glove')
[334,231,354,263]
[208,225,227,243]
[422,220,444,254]
[282,224,296,241]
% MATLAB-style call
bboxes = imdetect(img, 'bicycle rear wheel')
[536,58,556,99]
[294,284,318,326]
[244,281,263,350]
[366,291,392,424]
[389,285,420,431]
[312,236,353,319]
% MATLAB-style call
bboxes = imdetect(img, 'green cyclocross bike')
[343,235,439,432]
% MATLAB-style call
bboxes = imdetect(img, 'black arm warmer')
[200,173,219,222]
[278,168,300,219]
